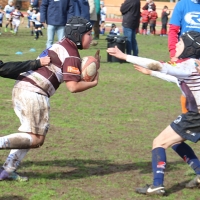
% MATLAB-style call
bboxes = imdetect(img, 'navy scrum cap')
[179,31,200,59]
[65,16,92,50]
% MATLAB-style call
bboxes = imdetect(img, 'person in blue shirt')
[40,0,74,48]
[74,0,90,21]
[30,0,39,7]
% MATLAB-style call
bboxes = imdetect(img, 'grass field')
[0,24,200,200]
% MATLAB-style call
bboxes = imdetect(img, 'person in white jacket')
[107,30,200,195]
[88,0,98,46]
[88,0,97,24]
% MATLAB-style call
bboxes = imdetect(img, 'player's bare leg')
[136,126,185,196]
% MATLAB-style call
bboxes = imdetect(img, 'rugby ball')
[81,56,98,82]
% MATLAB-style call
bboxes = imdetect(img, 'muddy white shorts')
[12,19,20,27]
[12,88,50,136]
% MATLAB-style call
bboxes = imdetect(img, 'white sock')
[3,149,30,173]
[0,133,32,149]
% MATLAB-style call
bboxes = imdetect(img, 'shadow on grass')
[0,54,9,56]
[18,159,190,195]
[0,196,28,200]
[21,159,184,179]
[165,180,192,196]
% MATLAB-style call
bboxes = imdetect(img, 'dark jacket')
[120,0,140,29]
[142,2,156,11]
[40,0,74,26]
[0,60,41,79]
[74,0,90,21]
[30,0,39,7]
[161,10,170,24]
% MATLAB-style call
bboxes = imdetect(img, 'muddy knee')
[30,134,45,148]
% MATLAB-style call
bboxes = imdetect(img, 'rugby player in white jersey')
[4,0,15,32]
[107,31,200,195]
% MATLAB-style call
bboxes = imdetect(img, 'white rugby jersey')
[32,13,42,25]
[126,55,200,113]
[4,5,14,18]
[27,9,33,17]
[14,38,82,97]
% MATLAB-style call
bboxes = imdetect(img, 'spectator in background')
[109,23,120,35]
[160,6,170,36]
[40,0,74,48]
[88,0,98,46]
[93,0,100,40]
[142,0,156,12]
[100,1,106,35]
[4,0,15,32]
[89,0,97,24]
[74,0,90,21]
[140,9,149,35]
[120,0,140,56]
[168,0,200,61]
[149,8,158,35]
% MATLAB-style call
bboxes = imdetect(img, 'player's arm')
[0,57,50,79]
[134,65,178,84]
[9,11,13,20]
[21,12,24,24]
[135,65,188,113]
[65,73,99,93]
[3,6,7,13]
[36,13,40,22]
[107,46,194,77]
[107,46,162,70]
[168,24,180,61]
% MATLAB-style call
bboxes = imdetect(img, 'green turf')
[0,22,199,200]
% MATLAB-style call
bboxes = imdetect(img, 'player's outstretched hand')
[40,56,51,66]
[94,50,101,69]
[107,46,127,60]
[134,65,152,75]
[170,56,178,62]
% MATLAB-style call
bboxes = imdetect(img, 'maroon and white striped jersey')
[14,38,82,97]
[10,10,24,20]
